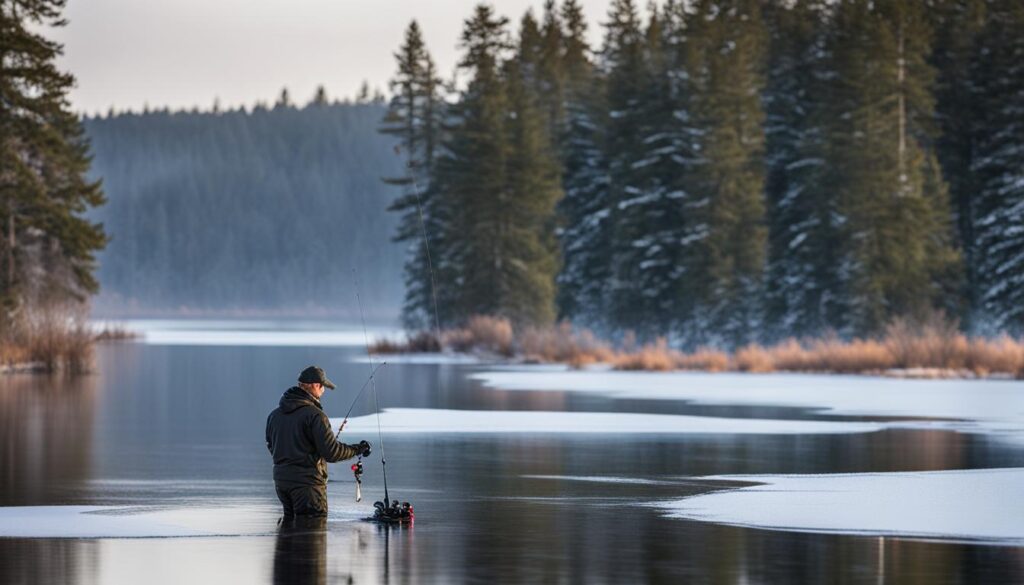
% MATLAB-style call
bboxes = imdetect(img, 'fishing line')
[335,360,387,436]
[351,267,390,505]
[398,148,444,348]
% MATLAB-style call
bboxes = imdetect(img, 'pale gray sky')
[52,0,613,114]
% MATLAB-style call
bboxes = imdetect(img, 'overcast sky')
[51,0,613,114]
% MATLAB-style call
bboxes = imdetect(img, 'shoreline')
[371,316,1024,380]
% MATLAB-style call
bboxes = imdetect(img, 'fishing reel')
[355,440,371,458]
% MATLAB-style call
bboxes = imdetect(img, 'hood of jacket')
[279,386,322,414]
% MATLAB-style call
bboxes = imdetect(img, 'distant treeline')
[382,0,1024,346]
[85,99,407,318]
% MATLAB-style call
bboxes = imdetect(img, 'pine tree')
[537,1,567,147]
[681,0,769,346]
[929,0,987,324]
[501,48,562,324]
[312,85,329,106]
[762,0,842,338]
[555,0,610,327]
[608,2,688,338]
[969,0,1024,332]
[433,4,561,325]
[822,0,960,335]
[600,0,651,334]
[380,20,447,329]
[0,0,107,316]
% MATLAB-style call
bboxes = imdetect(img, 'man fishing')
[266,365,371,517]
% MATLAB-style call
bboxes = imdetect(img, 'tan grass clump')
[964,336,1024,378]
[883,318,967,369]
[93,324,141,342]
[614,338,680,371]
[765,338,816,371]
[518,321,613,367]
[674,347,730,372]
[445,315,514,356]
[803,337,894,373]
[370,330,442,354]
[733,344,775,373]
[1,302,95,374]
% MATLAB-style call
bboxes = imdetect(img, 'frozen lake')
[1,319,1023,583]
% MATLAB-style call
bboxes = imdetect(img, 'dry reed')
[368,313,1024,379]
[0,303,95,374]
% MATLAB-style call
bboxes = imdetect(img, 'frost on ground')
[655,468,1024,544]
[336,408,886,435]
[471,370,1024,432]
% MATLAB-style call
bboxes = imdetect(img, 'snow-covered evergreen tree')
[929,0,987,324]
[556,0,611,328]
[762,0,842,339]
[429,5,562,325]
[600,0,660,335]
[604,3,685,338]
[680,0,769,346]
[970,0,1024,332]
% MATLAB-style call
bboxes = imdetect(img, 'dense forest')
[382,0,1024,346]
[85,96,407,318]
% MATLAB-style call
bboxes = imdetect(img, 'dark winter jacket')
[266,386,360,486]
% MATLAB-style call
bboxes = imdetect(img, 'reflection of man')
[266,366,370,517]
[273,515,327,585]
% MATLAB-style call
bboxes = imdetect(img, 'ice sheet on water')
[100,319,401,347]
[335,408,886,435]
[0,502,368,538]
[522,475,680,486]
[471,369,1024,429]
[653,468,1024,544]
[350,353,481,365]
[0,505,276,538]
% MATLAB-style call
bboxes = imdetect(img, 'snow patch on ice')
[0,504,281,539]
[350,353,480,365]
[335,408,886,435]
[111,319,400,347]
[522,475,680,486]
[654,468,1024,544]
[471,370,1024,429]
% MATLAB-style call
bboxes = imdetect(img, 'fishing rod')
[335,360,388,436]
[351,267,413,522]
[338,360,386,503]
[352,268,388,502]
[343,145,440,523]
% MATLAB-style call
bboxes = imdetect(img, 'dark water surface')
[1,329,1023,584]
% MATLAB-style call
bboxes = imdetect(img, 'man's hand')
[349,440,371,457]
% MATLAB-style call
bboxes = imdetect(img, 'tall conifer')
[969,0,1024,332]
[555,0,610,326]
[681,0,768,346]
[822,0,959,335]
[0,0,107,315]
[380,21,447,329]
[762,0,841,338]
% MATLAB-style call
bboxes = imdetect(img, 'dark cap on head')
[298,365,337,390]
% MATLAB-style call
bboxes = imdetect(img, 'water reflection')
[0,373,97,505]
[273,516,327,585]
